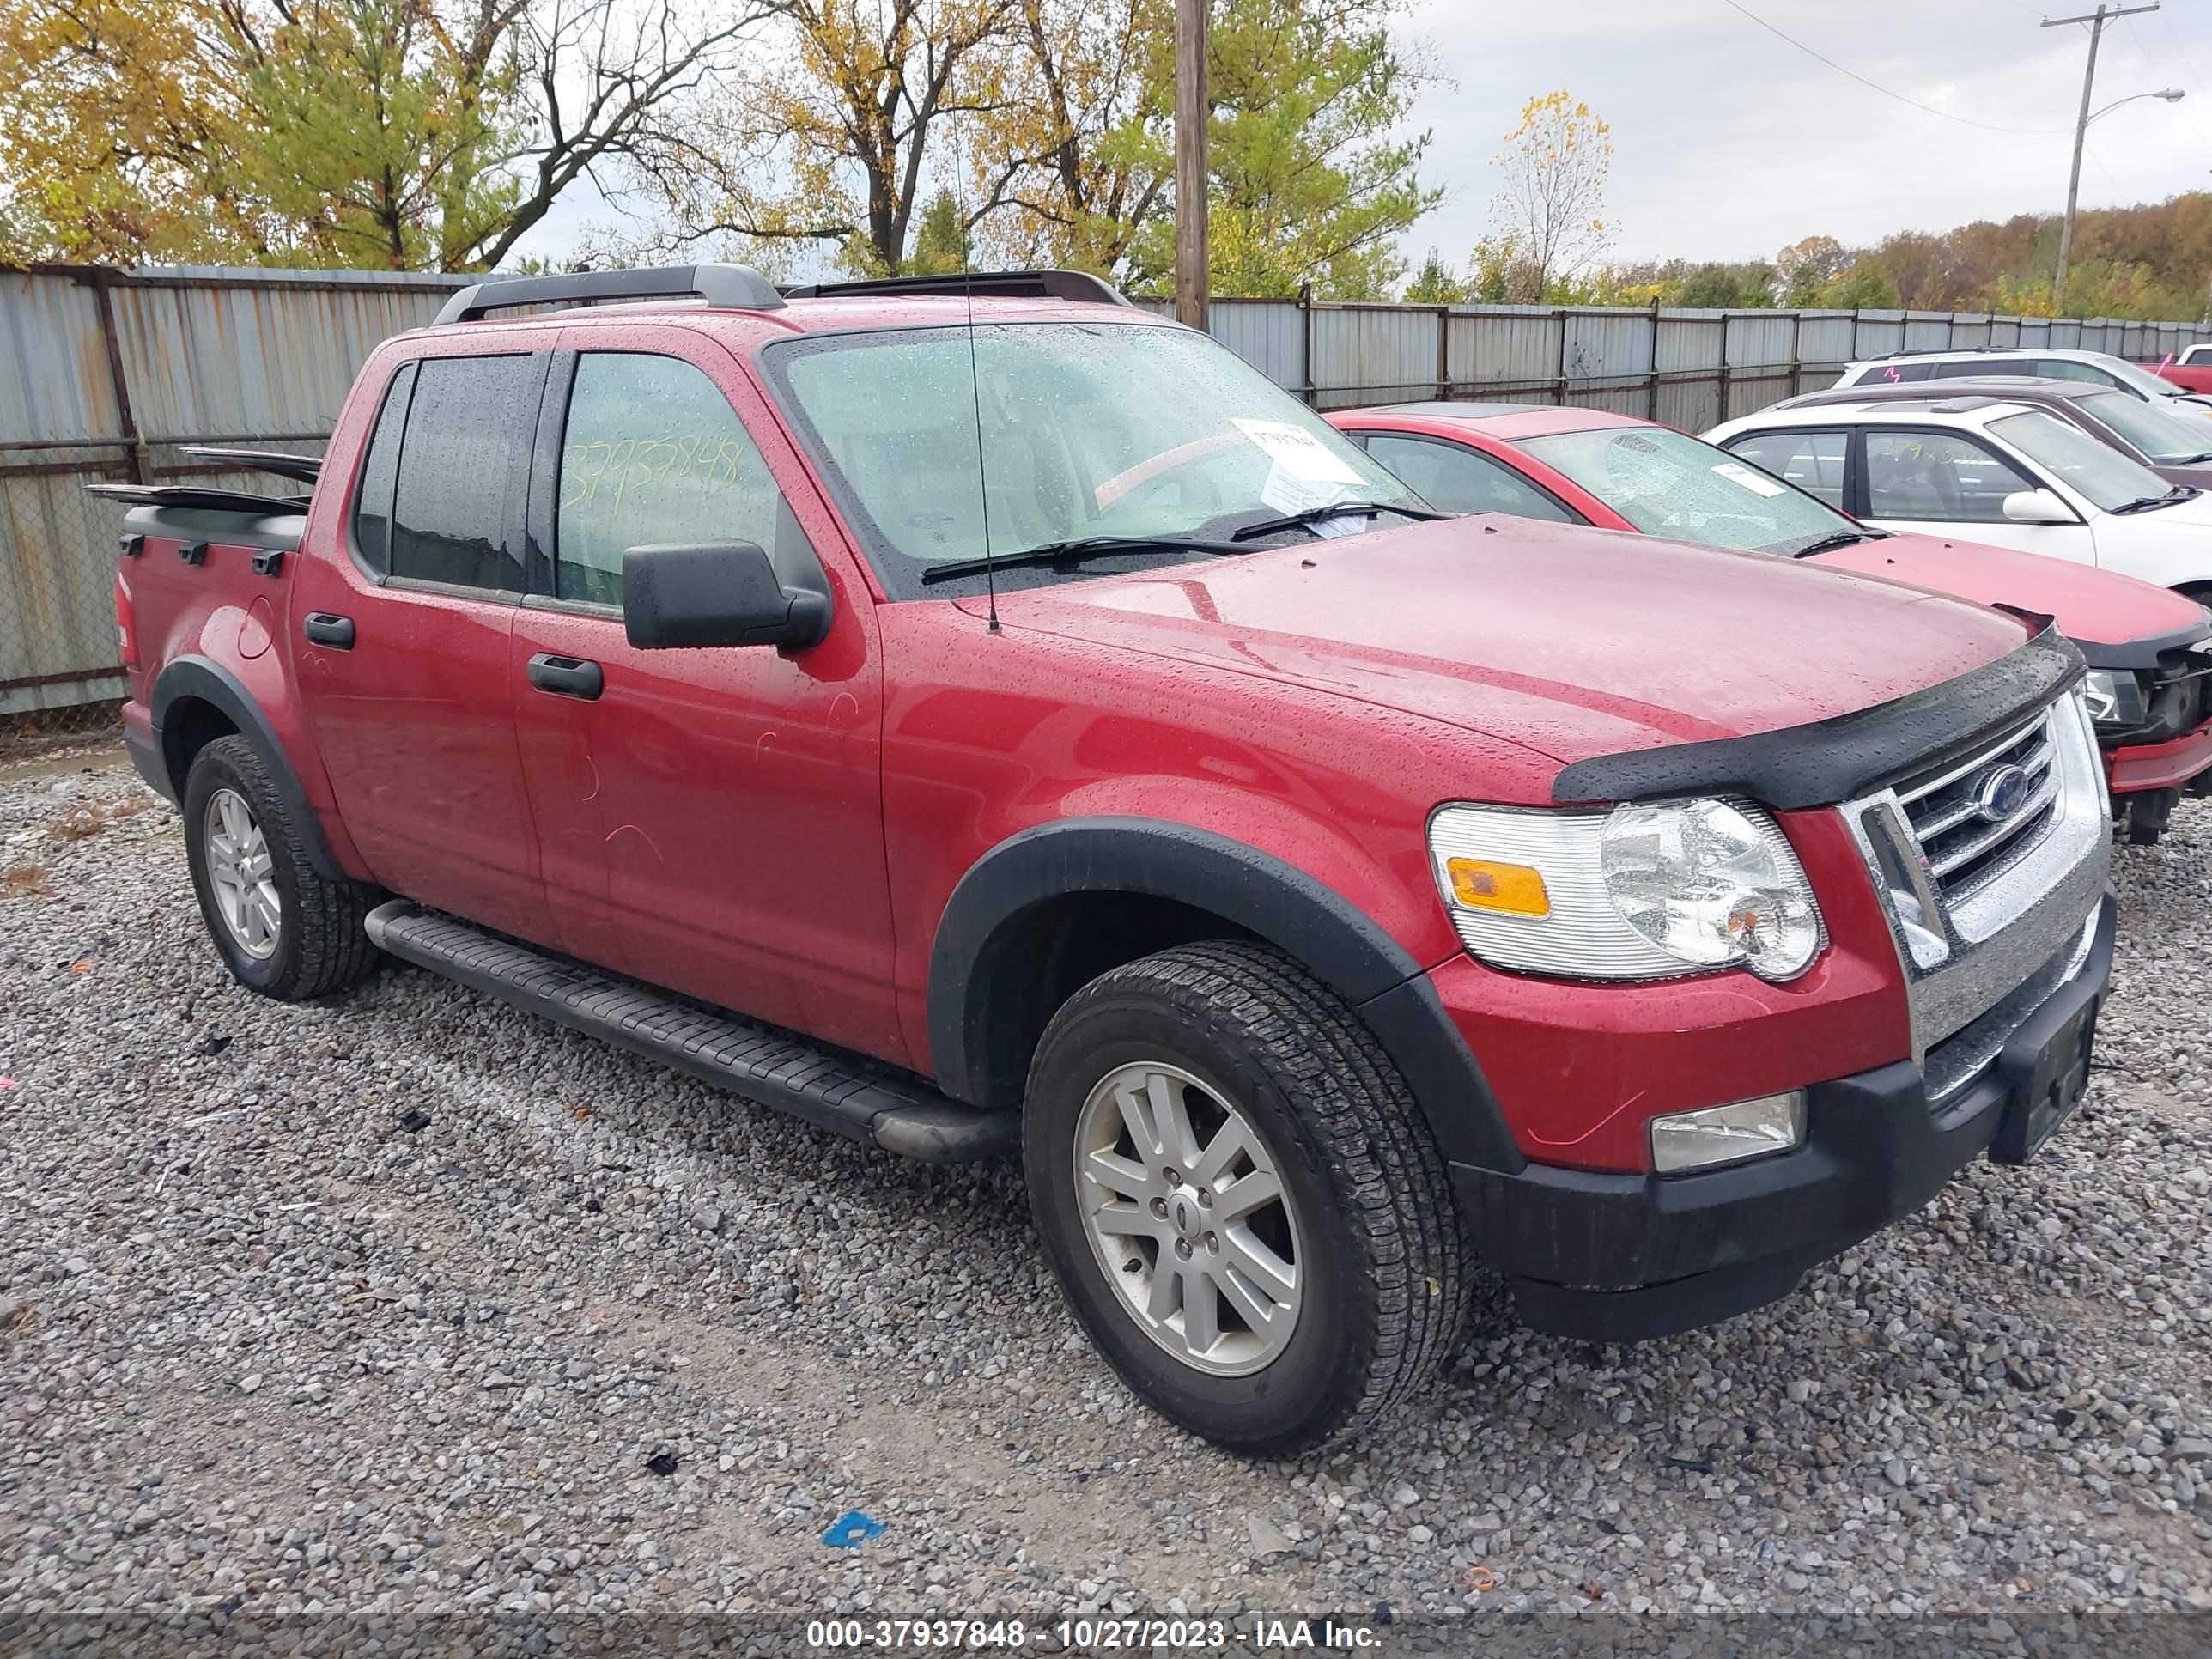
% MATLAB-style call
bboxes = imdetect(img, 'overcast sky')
[511,0,2212,278]
[1412,0,2212,269]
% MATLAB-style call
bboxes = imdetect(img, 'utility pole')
[2044,3,2159,313]
[1174,0,1209,331]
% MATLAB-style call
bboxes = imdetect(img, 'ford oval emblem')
[1973,763,2033,824]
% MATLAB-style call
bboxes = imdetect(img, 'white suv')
[1705,396,2212,596]
[1835,347,2212,414]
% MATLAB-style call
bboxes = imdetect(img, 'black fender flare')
[150,656,342,878]
[927,817,1526,1175]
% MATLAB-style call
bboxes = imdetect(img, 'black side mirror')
[622,540,831,650]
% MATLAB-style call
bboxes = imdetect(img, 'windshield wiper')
[917,533,1245,585]
[1228,501,1444,542]
[1789,529,1892,557]
[2109,486,2201,514]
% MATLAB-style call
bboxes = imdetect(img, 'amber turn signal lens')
[1445,857,1550,917]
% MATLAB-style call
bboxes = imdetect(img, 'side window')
[1863,431,2031,523]
[1360,433,1578,522]
[556,353,786,606]
[2036,358,2117,386]
[1879,360,1936,383]
[1723,429,1848,509]
[389,355,535,591]
[352,361,416,575]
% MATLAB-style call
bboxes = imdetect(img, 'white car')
[1705,397,2212,597]
[2178,344,2212,368]
[1835,347,2212,416]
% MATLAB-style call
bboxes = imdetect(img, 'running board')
[362,901,1017,1164]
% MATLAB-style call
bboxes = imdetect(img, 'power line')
[1720,0,2074,135]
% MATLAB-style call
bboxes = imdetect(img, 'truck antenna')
[956,124,1000,634]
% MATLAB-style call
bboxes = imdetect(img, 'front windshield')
[2075,389,2212,463]
[1988,409,2177,511]
[1516,423,1855,554]
[763,322,1424,596]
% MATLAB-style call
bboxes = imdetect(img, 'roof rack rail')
[433,264,785,325]
[778,269,1132,307]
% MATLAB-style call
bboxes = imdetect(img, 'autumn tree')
[958,0,1435,296]
[961,0,1170,276]
[0,0,767,268]
[623,0,1018,276]
[1482,89,1612,301]
[1403,247,1468,303]
[1774,234,1847,307]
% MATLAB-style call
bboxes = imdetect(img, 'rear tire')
[1023,941,1469,1454]
[183,735,380,1000]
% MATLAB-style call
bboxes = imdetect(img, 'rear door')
[291,347,555,943]
[507,328,901,1060]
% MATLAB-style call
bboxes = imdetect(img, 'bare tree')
[623,0,1019,276]
[1485,88,1612,301]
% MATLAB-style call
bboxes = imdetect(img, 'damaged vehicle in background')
[1329,402,2212,846]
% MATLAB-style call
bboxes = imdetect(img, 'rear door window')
[2035,358,2121,387]
[388,354,536,592]
[1720,428,1848,509]
[1358,433,1580,521]
[352,361,416,575]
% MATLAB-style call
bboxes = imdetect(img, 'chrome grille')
[1890,713,2058,904]
[1839,689,2109,1064]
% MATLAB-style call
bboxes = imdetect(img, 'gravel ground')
[3,755,2210,1638]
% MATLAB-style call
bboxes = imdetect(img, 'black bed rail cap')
[777,269,1132,307]
[1550,620,2085,811]
[434,264,786,326]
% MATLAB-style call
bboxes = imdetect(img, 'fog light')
[1650,1091,1806,1173]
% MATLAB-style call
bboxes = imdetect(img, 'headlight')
[2081,669,2148,730]
[1427,798,1823,982]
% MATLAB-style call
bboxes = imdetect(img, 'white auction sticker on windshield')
[1259,465,1366,534]
[1232,418,1366,485]
[1711,460,1788,497]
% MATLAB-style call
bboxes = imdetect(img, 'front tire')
[182,735,380,1000]
[1023,942,1469,1454]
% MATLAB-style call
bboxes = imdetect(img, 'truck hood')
[1807,531,2211,662]
[983,516,2033,768]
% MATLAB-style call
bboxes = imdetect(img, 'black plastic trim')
[1551,623,2086,808]
[434,264,786,325]
[149,656,341,878]
[1465,890,2115,1343]
[927,817,1526,1174]
[781,269,1131,307]
[125,726,170,802]
[2074,612,2212,672]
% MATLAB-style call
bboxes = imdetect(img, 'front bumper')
[2103,714,2212,795]
[1455,889,2115,1345]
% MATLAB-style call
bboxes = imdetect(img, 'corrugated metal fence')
[8,264,2212,719]
[0,265,471,722]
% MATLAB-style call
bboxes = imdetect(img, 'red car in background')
[1327,401,2212,845]
[2154,344,2212,395]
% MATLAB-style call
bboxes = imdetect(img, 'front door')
[1856,428,2096,566]
[291,349,555,945]
[507,334,902,1063]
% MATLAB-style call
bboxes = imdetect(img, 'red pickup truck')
[103,265,2115,1453]
[2154,344,2212,395]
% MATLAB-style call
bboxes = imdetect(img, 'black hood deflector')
[1551,620,2084,810]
